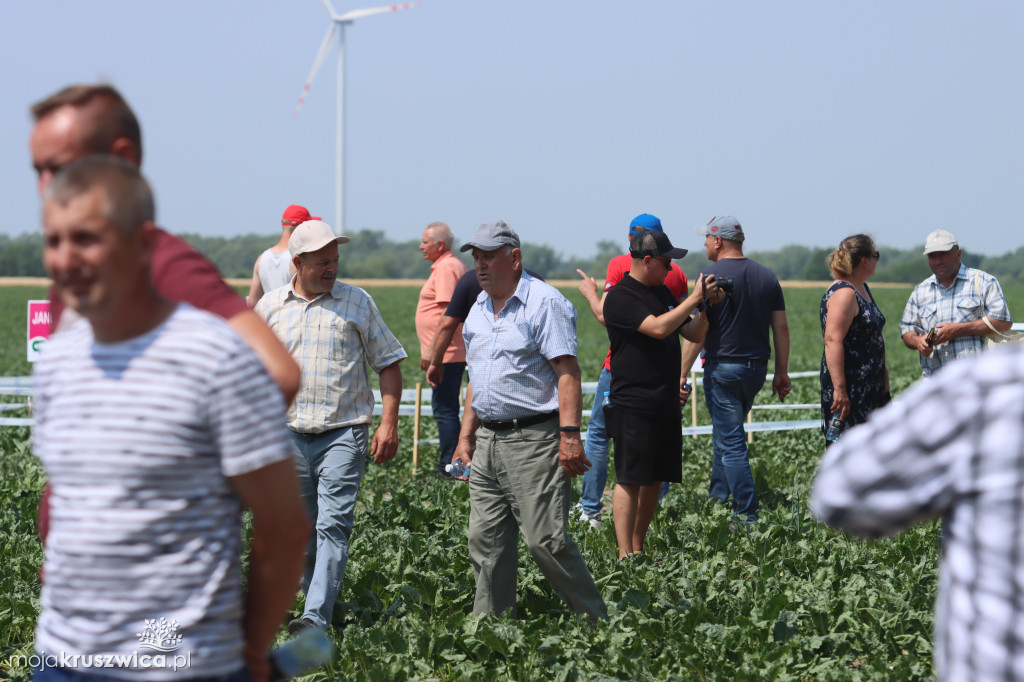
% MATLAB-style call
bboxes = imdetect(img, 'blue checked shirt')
[462,272,577,421]
[255,280,407,433]
[900,264,1011,376]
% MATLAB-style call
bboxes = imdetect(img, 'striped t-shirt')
[33,305,292,680]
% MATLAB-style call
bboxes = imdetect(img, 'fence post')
[690,370,698,439]
[412,382,422,471]
[747,409,754,444]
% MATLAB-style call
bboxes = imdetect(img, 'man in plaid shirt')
[900,229,1011,376]
[255,220,406,634]
[811,342,1024,681]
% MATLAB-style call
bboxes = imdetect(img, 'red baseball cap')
[282,204,320,224]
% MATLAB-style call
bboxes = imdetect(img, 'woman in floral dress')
[820,234,890,442]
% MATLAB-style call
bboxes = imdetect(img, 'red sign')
[27,300,51,362]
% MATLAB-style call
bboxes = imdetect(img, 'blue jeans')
[290,425,369,629]
[703,360,766,522]
[34,666,247,681]
[579,367,611,516]
[433,362,465,473]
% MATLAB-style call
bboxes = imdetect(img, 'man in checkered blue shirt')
[811,341,1024,681]
[900,229,1011,376]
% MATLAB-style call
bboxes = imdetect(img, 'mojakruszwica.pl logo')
[6,617,192,672]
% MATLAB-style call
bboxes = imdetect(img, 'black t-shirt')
[444,269,544,322]
[604,273,683,417]
[701,258,785,362]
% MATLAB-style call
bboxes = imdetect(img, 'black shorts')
[604,404,682,486]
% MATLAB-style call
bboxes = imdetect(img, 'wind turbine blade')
[337,2,420,22]
[294,23,339,116]
[319,0,338,18]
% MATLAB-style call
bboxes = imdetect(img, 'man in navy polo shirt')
[697,216,790,525]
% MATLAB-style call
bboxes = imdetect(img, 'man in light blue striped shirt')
[255,220,406,634]
[451,220,607,621]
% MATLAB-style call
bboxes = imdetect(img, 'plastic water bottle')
[270,628,334,680]
[445,461,471,477]
[824,412,844,444]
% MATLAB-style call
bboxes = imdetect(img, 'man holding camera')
[602,227,713,559]
[900,229,1011,377]
[697,216,790,525]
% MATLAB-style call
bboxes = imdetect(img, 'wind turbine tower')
[295,0,420,234]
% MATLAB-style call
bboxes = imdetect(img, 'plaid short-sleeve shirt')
[255,280,407,433]
[900,264,1010,376]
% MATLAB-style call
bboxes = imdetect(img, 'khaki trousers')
[468,418,608,620]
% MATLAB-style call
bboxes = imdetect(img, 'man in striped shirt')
[811,341,1024,681]
[451,220,607,621]
[254,221,407,634]
[35,156,308,681]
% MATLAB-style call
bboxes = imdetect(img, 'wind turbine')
[295,0,420,234]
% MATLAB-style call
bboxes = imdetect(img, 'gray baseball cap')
[459,220,521,252]
[695,215,745,242]
[923,229,958,254]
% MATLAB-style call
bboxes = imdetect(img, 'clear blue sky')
[2,1,1021,260]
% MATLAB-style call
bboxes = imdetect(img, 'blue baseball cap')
[629,213,663,235]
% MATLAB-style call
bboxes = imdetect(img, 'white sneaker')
[578,509,603,531]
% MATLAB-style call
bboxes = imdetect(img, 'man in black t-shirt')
[603,228,717,560]
[695,216,791,525]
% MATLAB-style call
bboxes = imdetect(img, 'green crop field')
[2,282,1022,680]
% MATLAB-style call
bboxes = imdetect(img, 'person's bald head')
[30,84,143,195]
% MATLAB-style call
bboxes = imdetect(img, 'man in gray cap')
[695,216,790,526]
[900,229,1011,377]
[254,220,407,633]
[450,220,607,621]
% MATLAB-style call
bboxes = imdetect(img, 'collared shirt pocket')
[955,297,982,323]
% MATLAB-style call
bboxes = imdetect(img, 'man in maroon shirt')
[29,83,301,540]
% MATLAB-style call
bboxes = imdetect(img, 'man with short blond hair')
[416,221,468,477]
[900,229,1011,377]
[35,156,308,681]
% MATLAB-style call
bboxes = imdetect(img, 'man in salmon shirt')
[416,222,469,479]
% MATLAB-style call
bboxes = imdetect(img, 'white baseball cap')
[288,220,351,257]
[923,229,958,255]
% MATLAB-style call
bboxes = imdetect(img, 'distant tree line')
[2,230,1022,285]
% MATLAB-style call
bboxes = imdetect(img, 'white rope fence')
[1,371,825,465]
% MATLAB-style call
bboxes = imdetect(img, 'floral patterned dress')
[820,281,887,432]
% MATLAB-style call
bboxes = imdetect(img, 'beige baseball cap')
[923,229,958,255]
[288,220,351,257]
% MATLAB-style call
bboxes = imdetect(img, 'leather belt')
[710,357,768,368]
[480,411,558,432]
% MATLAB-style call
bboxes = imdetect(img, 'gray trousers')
[468,418,608,621]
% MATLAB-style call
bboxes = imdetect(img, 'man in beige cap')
[254,220,407,633]
[900,229,1012,376]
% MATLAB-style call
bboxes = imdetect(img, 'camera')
[714,276,734,293]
